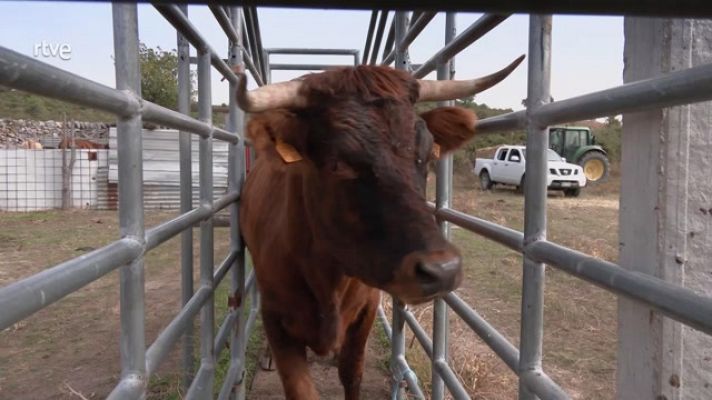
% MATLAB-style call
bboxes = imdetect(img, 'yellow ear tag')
[275,138,303,163]
[431,143,441,160]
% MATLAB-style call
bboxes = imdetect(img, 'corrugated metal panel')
[0,149,109,211]
[108,128,230,210]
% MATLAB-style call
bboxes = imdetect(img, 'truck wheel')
[579,152,610,183]
[516,174,526,194]
[564,188,581,197]
[479,170,493,191]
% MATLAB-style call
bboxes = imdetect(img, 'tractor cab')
[549,126,610,182]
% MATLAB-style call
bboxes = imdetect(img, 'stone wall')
[0,119,110,148]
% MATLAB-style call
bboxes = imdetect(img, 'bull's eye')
[327,160,358,180]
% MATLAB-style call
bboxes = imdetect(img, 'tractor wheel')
[579,152,610,183]
[479,170,493,191]
[564,188,581,197]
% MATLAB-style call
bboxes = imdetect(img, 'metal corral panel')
[0,149,108,211]
[108,128,229,210]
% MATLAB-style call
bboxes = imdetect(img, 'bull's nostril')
[414,262,439,285]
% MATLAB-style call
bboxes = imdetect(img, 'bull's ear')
[418,107,477,154]
[246,110,309,163]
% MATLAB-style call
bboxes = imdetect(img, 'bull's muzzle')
[389,249,463,304]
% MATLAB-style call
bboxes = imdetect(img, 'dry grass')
[391,166,621,399]
[0,209,240,400]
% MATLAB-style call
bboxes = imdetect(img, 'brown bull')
[237,56,524,399]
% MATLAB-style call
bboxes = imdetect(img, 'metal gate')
[1,2,712,400]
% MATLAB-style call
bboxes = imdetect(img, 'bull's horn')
[417,54,525,102]
[235,70,307,112]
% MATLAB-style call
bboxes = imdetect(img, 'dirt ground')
[0,167,621,399]
[0,210,234,399]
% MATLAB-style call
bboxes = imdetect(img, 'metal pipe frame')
[369,9,389,65]
[518,15,552,399]
[0,48,240,143]
[244,6,268,79]
[369,5,712,400]
[413,14,509,78]
[4,3,712,400]
[382,11,436,66]
[205,1,712,18]
[0,3,260,400]
[268,63,351,70]
[176,4,194,390]
[431,11,455,400]
[362,11,378,64]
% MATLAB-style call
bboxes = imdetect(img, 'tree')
[138,43,187,109]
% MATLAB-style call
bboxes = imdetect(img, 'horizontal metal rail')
[266,47,359,55]
[443,292,520,372]
[146,286,212,376]
[402,308,471,399]
[477,61,712,134]
[434,206,524,252]
[144,191,240,251]
[211,1,712,18]
[474,110,526,134]
[0,47,241,143]
[528,240,712,336]
[269,63,351,70]
[437,204,712,334]
[214,271,256,355]
[413,14,509,78]
[0,238,143,331]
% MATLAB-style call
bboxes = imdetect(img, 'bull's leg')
[262,311,319,400]
[338,298,378,400]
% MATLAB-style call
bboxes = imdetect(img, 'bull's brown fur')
[239,66,480,399]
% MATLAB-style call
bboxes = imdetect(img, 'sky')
[0,2,624,112]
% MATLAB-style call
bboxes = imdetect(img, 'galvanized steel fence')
[0,3,262,399]
[2,2,712,400]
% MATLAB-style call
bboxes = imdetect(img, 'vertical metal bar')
[112,2,146,396]
[382,14,396,62]
[197,47,215,397]
[519,14,552,400]
[362,10,378,64]
[176,4,194,391]
[391,12,408,400]
[249,7,267,80]
[432,12,456,400]
[227,6,247,400]
[370,10,389,65]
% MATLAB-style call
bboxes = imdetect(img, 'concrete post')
[618,18,712,400]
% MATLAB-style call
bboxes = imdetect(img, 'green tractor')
[549,126,610,183]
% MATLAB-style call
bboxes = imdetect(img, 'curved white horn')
[417,54,526,102]
[235,70,308,113]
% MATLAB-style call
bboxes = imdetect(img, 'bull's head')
[238,56,524,304]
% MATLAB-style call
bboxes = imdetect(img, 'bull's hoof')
[259,346,275,371]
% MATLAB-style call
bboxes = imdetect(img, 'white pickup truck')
[473,145,587,197]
